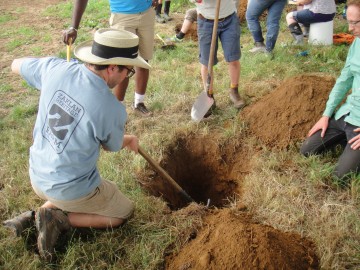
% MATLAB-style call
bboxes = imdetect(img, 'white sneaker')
[249,46,267,53]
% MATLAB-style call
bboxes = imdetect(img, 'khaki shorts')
[109,7,155,61]
[32,179,134,219]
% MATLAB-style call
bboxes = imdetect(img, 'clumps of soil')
[242,74,336,149]
[166,208,319,270]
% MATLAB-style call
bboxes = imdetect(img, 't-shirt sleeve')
[20,57,62,91]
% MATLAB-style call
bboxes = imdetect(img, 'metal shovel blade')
[191,91,215,122]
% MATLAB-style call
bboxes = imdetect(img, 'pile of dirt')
[166,208,319,270]
[242,74,336,149]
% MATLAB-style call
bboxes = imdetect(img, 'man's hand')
[308,116,330,138]
[122,135,139,153]
[152,0,158,8]
[349,128,360,150]
[62,27,78,45]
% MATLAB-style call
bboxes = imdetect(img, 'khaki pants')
[109,7,155,61]
[32,179,134,219]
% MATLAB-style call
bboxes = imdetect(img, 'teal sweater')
[324,37,360,127]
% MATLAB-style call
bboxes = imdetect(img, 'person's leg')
[300,117,346,157]
[219,13,244,108]
[265,0,287,51]
[34,179,134,260]
[132,7,155,116]
[163,0,172,21]
[334,123,360,179]
[246,0,267,51]
[156,0,165,23]
[287,10,304,44]
[335,144,360,179]
[198,16,218,91]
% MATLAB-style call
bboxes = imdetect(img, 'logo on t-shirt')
[42,90,84,153]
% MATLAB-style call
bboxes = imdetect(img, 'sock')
[156,4,162,16]
[230,83,238,89]
[176,31,185,39]
[164,1,171,15]
[134,93,145,107]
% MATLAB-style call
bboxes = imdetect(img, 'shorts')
[185,8,197,23]
[32,179,134,219]
[293,9,335,26]
[109,7,155,61]
[198,12,241,66]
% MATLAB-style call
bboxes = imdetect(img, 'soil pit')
[139,135,245,210]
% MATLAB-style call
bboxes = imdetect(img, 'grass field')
[0,0,359,269]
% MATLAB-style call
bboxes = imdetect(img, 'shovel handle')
[138,146,194,203]
[206,0,221,96]
[67,37,72,62]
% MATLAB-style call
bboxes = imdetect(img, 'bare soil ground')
[0,0,334,269]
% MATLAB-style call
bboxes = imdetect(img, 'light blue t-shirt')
[20,57,127,200]
[109,0,152,14]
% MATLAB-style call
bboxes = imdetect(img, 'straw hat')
[74,28,150,69]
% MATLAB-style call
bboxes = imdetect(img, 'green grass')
[0,0,359,269]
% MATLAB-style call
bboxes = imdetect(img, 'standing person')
[300,0,360,180]
[246,0,287,53]
[286,0,336,45]
[63,0,157,117]
[196,0,245,111]
[3,29,150,261]
[156,0,172,23]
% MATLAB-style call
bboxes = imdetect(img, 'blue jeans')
[300,116,360,180]
[293,9,335,27]
[198,12,241,66]
[246,0,287,51]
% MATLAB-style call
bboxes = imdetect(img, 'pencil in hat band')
[91,41,139,60]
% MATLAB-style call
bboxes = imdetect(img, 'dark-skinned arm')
[62,0,89,45]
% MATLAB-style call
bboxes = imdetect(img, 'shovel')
[66,37,72,62]
[156,34,176,50]
[191,0,221,122]
[138,146,194,204]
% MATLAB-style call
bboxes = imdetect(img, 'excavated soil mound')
[242,74,336,149]
[166,208,319,270]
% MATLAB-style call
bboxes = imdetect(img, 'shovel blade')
[191,91,215,122]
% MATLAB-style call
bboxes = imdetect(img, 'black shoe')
[3,211,35,237]
[132,103,153,117]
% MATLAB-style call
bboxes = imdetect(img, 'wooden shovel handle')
[67,37,72,62]
[138,146,194,203]
[206,0,221,96]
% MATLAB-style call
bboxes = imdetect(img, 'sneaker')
[249,42,266,53]
[132,103,153,117]
[36,208,71,261]
[3,211,35,237]
[163,13,172,21]
[229,89,245,109]
[165,35,183,43]
[156,15,166,24]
